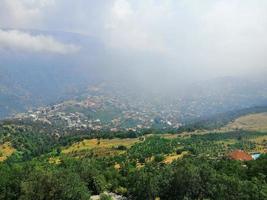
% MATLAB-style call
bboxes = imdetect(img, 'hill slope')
[226,112,267,131]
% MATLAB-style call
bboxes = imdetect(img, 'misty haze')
[0,1,267,200]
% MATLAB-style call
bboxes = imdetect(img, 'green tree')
[19,169,90,200]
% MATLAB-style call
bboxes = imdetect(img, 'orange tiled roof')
[228,150,253,161]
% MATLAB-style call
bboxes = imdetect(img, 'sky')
[0,0,267,83]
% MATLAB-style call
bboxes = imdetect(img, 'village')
[13,94,183,132]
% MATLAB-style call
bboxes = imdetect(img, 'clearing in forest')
[163,151,188,164]
[0,142,16,162]
[62,138,140,157]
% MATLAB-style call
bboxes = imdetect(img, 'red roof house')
[228,150,253,161]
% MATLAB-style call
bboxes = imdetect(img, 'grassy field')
[163,151,188,164]
[0,142,16,162]
[62,138,140,157]
[226,113,267,131]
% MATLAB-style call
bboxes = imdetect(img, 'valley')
[10,81,267,135]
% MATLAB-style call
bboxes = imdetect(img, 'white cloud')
[23,0,55,7]
[1,0,267,77]
[111,0,133,20]
[0,29,80,54]
[105,0,172,53]
[0,0,54,29]
[0,1,38,28]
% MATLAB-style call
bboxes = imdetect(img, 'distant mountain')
[0,29,106,118]
[11,77,267,132]
[179,76,267,120]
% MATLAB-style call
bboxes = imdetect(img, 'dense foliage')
[0,119,267,199]
[0,154,267,200]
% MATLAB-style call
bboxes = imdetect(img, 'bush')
[99,193,112,200]
[116,145,127,150]
[154,154,164,162]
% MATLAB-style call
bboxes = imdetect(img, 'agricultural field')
[60,134,190,165]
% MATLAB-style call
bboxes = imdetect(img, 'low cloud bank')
[0,29,80,54]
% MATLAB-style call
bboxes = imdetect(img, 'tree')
[19,168,90,200]
[99,193,112,200]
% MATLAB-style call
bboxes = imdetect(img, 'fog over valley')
[0,1,267,124]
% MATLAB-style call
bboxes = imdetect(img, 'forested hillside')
[0,117,266,200]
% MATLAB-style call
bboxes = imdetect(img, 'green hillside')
[0,117,266,199]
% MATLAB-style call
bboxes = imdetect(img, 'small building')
[251,153,261,160]
[228,150,253,161]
